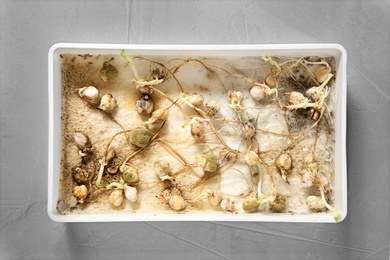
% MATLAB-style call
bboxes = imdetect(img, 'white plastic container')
[48,43,347,222]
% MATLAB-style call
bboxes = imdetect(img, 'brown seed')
[189,93,204,107]
[191,120,204,139]
[205,100,220,116]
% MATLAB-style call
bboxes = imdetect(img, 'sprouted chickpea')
[154,160,172,181]
[99,93,117,112]
[276,153,292,185]
[249,85,267,101]
[242,192,260,213]
[129,128,153,148]
[289,92,307,106]
[137,85,154,95]
[182,117,207,140]
[73,132,91,154]
[135,94,154,115]
[78,86,101,106]
[188,93,204,107]
[72,167,89,185]
[206,189,223,206]
[73,185,88,203]
[151,67,167,81]
[124,186,138,202]
[197,154,219,173]
[205,100,220,116]
[144,108,168,130]
[221,198,235,212]
[120,165,139,184]
[167,188,186,211]
[227,90,243,111]
[269,193,286,213]
[109,190,124,207]
[190,119,204,139]
[306,195,325,209]
[100,57,118,83]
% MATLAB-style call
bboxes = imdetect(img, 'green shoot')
[106,179,126,190]
[120,49,140,80]
[319,185,341,222]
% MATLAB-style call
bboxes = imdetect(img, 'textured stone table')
[1,1,389,259]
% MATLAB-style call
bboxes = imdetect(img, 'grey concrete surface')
[1,0,389,259]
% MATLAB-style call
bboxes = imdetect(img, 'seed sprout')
[318,179,341,221]
[135,94,154,115]
[249,85,267,101]
[269,193,286,213]
[190,119,204,139]
[99,93,117,112]
[242,192,260,213]
[145,108,168,130]
[124,186,138,202]
[289,92,307,106]
[120,165,139,184]
[205,100,220,116]
[188,93,204,107]
[197,154,219,173]
[221,198,235,212]
[206,189,223,206]
[73,185,88,203]
[109,190,124,207]
[306,195,325,209]
[78,86,101,106]
[72,167,90,185]
[167,188,186,211]
[244,151,273,203]
[73,132,91,151]
[227,90,243,111]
